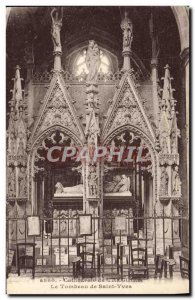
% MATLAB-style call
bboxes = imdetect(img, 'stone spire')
[11,65,24,118]
[51,7,63,71]
[161,64,176,119]
[7,66,28,201]
[121,10,133,71]
[157,63,181,250]
[158,64,180,155]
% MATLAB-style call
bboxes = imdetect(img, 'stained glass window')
[75,49,111,76]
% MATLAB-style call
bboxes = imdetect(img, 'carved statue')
[55,182,83,195]
[51,7,63,51]
[104,174,131,194]
[121,11,133,51]
[17,139,26,156]
[7,168,16,197]
[8,131,15,155]
[18,167,27,197]
[172,166,181,195]
[88,164,98,196]
[85,92,100,148]
[160,166,169,195]
[85,40,101,82]
[171,130,177,154]
[161,132,169,154]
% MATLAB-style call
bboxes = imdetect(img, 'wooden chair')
[72,242,96,278]
[163,245,176,279]
[129,240,149,280]
[179,256,189,279]
[154,254,164,279]
[17,242,36,279]
[96,243,124,280]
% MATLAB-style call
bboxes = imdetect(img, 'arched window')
[74,49,111,76]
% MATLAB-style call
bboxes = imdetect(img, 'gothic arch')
[29,124,83,152]
[27,125,83,212]
[103,124,159,206]
[171,6,189,52]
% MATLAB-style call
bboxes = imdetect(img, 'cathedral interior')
[6,7,189,279]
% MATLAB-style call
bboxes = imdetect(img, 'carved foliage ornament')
[108,87,149,136]
[33,82,80,140]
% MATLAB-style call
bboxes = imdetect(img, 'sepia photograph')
[6,5,190,295]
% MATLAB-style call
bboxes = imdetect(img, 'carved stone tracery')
[6,12,183,254]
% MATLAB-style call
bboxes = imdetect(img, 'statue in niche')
[8,131,15,155]
[160,166,169,195]
[53,209,59,235]
[88,164,98,196]
[85,93,99,148]
[85,40,101,82]
[17,139,26,156]
[104,174,131,194]
[121,11,133,50]
[171,131,177,154]
[88,116,99,147]
[161,134,169,154]
[18,167,27,197]
[55,182,83,195]
[7,168,16,197]
[122,90,134,109]
[86,92,99,113]
[172,166,181,195]
[51,7,63,51]
[60,219,67,235]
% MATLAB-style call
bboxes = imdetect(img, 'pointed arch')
[30,72,85,146]
[102,73,156,142]
[103,123,159,206]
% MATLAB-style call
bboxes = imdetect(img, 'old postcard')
[6,6,190,294]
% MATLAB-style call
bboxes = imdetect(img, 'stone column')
[180,47,189,255]
[31,176,37,215]
[84,82,100,217]
[83,41,102,244]
[149,12,160,126]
